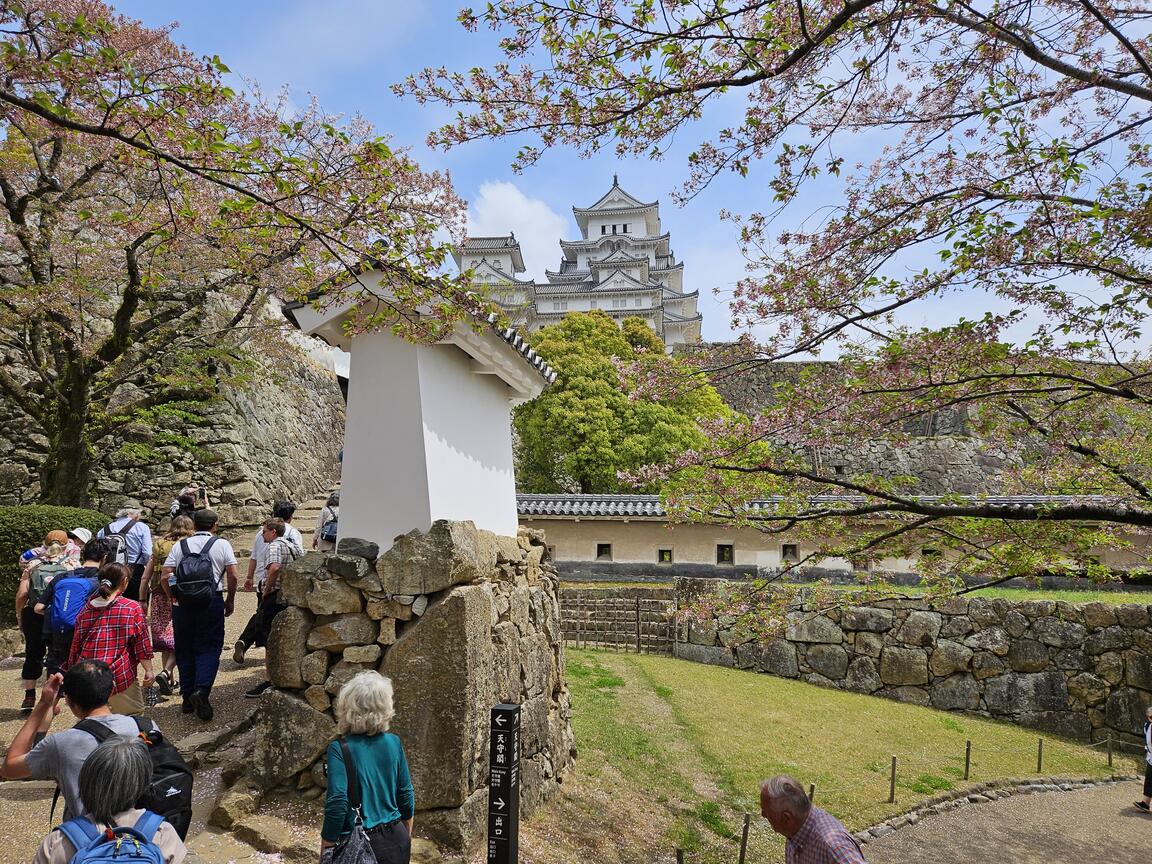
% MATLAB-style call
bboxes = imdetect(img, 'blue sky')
[110,0,786,342]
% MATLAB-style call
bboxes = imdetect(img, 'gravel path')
[0,591,265,864]
[865,780,1148,863]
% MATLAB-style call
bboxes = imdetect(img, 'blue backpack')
[50,574,96,634]
[57,811,166,864]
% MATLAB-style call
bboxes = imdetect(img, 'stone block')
[964,627,1010,656]
[1104,687,1152,732]
[844,656,881,693]
[1030,616,1086,649]
[929,640,973,678]
[280,551,329,608]
[307,614,378,651]
[786,612,844,643]
[1117,604,1149,628]
[416,786,487,852]
[1125,650,1152,690]
[854,631,884,658]
[1019,711,1092,739]
[491,622,522,703]
[880,647,929,686]
[806,644,848,679]
[377,617,397,646]
[381,584,496,810]
[1006,639,1050,673]
[1017,600,1055,619]
[376,520,497,596]
[968,598,1006,625]
[1085,626,1132,655]
[897,611,942,647]
[1052,649,1089,671]
[335,537,380,562]
[983,671,1069,716]
[344,644,382,664]
[306,577,364,616]
[1003,611,1028,639]
[688,619,719,646]
[324,660,373,695]
[267,606,314,690]
[367,598,412,621]
[941,615,974,638]
[1094,652,1124,685]
[1067,672,1108,706]
[971,652,1006,680]
[304,685,331,712]
[735,640,798,678]
[930,674,980,711]
[879,686,931,707]
[676,641,735,667]
[249,691,336,788]
[842,606,894,632]
[326,554,383,593]
[301,651,330,686]
[1080,603,1118,629]
[930,596,969,616]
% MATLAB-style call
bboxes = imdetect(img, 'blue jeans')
[172,593,225,697]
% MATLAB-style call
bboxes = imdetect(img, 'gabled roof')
[573,178,661,236]
[468,259,535,286]
[592,268,662,293]
[453,235,526,273]
[590,248,648,268]
[560,233,670,258]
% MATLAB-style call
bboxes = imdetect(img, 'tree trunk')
[38,373,93,507]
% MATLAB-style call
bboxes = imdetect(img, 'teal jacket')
[322,733,415,841]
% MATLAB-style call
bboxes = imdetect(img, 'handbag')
[331,739,378,864]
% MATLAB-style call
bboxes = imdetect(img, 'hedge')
[0,505,109,611]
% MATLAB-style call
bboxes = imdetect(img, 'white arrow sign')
[493,797,506,810]
[494,715,507,726]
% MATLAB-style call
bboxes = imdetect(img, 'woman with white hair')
[32,736,186,864]
[322,671,414,864]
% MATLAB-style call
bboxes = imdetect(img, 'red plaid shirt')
[67,597,153,695]
[786,807,866,864]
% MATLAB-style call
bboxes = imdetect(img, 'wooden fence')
[560,589,675,654]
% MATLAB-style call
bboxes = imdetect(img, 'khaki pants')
[107,680,145,716]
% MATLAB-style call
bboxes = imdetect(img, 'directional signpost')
[488,703,521,864]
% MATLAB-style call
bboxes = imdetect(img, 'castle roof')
[452,235,526,273]
[572,177,661,236]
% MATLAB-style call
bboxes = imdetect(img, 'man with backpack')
[235,501,305,666]
[15,531,74,713]
[242,518,302,699]
[160,509,238,722]
[34,538,107,674]
[0,659,193,840]
[96,507,153,602]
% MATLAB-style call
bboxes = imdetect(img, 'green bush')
[0,505,109,614]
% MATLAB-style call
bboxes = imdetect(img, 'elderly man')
[96,507,153,601]
[760,775,866,864]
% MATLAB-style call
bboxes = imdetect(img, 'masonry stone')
[334,538,380,562]
[1084,626,1132,655]
[853,631,884,658]
[785,612,843,643]
[879,686,931,707]
[898,611,942,647]
[1006,639,1049,673]
[844,656,882,693]
[307,614,378,651]
[1018,711,1093,739]
[1105,687,1152,732]
[964,627,1010,656]
[880,647,929,686]
[968,599,1006,625]
[1095,652,1124,685]
[984,671,1068,715]
[249,691,336,788]
[806,644,849,679]
[305,577,364,616]
[377,520,497,596]
[266,607,313,690]
[1052,649,1089,671]
[842,606,894,632]
[300,651,330,686]
[1003,610,1028,639]
[1067,672,1109,706]
[1030,616,1086,649]
[929,641,973,677]
[940,616,974,638]
[735,640,798,678]
[1081,603,1118,629]
[1117,605,1149,628]
[1124,651,1152,691]
[971,652,1006,680]
[930,674,980,711]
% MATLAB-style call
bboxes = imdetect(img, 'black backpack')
[173,536,218,608]
[59,717,194,840]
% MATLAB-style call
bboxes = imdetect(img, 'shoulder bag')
[331,739,377,864]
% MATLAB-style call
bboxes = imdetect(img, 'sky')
[108,0,781,343]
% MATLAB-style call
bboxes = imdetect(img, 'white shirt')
[162,532,238,591]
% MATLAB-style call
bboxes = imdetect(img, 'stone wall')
[680,345,1020,495]
[676,579,1152,744]
[0,351,345,526]
[224,522,575,852]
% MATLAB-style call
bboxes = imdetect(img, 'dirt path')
[0,591,266,864]
[865,780,1147,863]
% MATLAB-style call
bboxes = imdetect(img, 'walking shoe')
[233,640,247,665]
[1135,801,1150,812]
[181,694,196,714]
[155,670,173,696]
[194,690,214,722]
[19,691,35,714]
[244,680,272,699]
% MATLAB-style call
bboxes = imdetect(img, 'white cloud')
[467,181,570,281]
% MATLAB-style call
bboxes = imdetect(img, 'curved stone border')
[855,774,1138,844]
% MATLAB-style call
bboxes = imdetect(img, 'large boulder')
[1030,616,1086,649]
[929,640,973,678]
[307,614,379,651]
[841,606,894,633]
[306,577,364,616]
[267,607,314,689]
[381,584,495,813]
[983,670,1069,716]
[897,611,942,648]
[1006,639,1050,673]
[249,691,336,788]
[279,552,329,608]
[377,520,497,596]
[880,647,929,686]
[930,674,980,711]
[844,656,882,693]
[785,613,843,644]
[806,644,848,679]
[735,640,798,678]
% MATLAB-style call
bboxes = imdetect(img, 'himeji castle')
[453,178,703,350]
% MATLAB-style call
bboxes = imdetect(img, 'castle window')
[552,300,568,311]
[623,223,629,233]
[601,225,607,235]
[634,298,643,307]
[781,543,799,562]
[716,544,734,565]
[612,298,627,309]
[612,224,618,234]
[658,548,673,564]
[596,543,613,561]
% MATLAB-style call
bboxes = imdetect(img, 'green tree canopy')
[515,311,729,493]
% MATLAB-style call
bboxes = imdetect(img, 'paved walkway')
[865,780,1147,863]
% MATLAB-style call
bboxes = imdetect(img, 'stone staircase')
[225,483,338,558]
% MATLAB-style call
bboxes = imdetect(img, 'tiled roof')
[487,315,557,384]
[462,236,520,250]
[516,493,1131,519]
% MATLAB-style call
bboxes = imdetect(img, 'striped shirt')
[786,807,866,864]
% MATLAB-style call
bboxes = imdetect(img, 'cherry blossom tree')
[0,1,470,505]
[402,0,1152,583]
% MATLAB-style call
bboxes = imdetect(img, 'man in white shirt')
[234,501,304,665]
[161,509,238,722]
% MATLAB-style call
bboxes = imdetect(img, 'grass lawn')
[522,648,1130,864]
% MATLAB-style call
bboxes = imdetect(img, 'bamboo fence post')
[964,740,971,781]
[737,813,751,864]
[1037,738,1044,774]
[889,756,897,804]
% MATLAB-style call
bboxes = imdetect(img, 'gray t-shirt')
[25,714,144,821]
